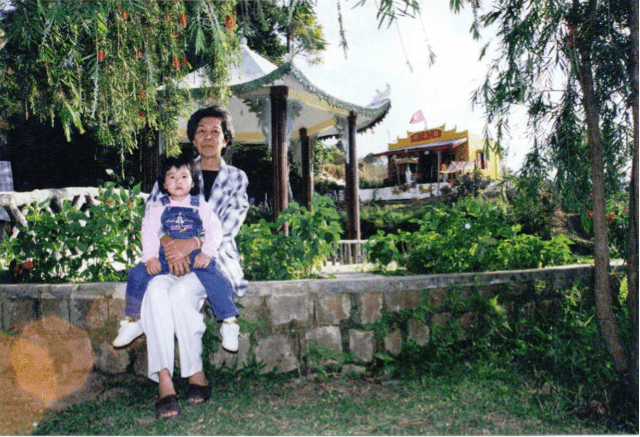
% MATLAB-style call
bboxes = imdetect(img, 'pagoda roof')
[176,41,391,143]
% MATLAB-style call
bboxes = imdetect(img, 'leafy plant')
[366,198,574,274]
[510,177,559,240]
[237,194,342,280]
[580,195,629,259]
[448,170,492,201]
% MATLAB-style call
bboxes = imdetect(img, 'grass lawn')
[29,361,633,436]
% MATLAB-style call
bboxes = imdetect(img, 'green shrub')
[0,183,144,283]
[366,197,574,274]
[360,202,425,239]
[448,170,492,201]
[237,194,342,280]
[510,178,559,240]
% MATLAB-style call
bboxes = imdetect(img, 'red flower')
[139,90,146,101]
[225,14,236,31]
[97,50,106,62]
[180,12,188,28]
[13,260,33,276]
[172,56,181,69]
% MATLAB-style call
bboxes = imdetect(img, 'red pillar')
[345,112,360,240]
[270,86,289,231]
[300,127,313,211]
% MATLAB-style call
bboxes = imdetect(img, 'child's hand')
[194,252,211,269]
[145,257,161,275]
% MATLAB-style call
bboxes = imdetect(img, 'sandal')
[155,394,181,420]
[186,383,212,405]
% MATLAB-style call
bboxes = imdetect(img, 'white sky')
[295,0,529,172]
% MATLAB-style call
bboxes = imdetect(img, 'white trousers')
[140,273,207,382]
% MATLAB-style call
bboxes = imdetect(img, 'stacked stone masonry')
[0,265,600,377]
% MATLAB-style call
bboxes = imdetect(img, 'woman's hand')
[161,236,200,275]
[167,256,191,276]
[161,236,197,262]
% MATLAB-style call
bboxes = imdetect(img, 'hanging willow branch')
[0,0,239,155]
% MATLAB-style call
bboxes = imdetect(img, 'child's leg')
[193,261,239,352]
[193,261,239,321]
[125,263,154,318]
[116,260,172,348]
[126,257,173,317]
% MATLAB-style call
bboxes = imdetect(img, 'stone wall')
[0,264,598,378]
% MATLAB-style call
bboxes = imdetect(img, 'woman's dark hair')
[158,155,200,196]
[186,105,235,152]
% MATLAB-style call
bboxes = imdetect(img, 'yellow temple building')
[373,125,501,185]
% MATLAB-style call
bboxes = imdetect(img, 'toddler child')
[113,156,240,351]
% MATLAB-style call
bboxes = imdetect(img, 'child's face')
[164,165,193,201]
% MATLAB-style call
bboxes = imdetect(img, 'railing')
[326,239,368,265]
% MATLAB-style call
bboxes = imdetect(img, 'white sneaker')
[112,318,144,347]
[220,321,240,352]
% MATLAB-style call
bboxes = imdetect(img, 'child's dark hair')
[158,156,200,196]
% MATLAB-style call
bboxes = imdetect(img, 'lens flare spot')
[10,339,58,406]
[1,316,95,434]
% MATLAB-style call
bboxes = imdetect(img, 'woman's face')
[193,117,226,160]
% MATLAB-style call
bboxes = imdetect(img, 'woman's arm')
[216,167,250,245]
[200,200,222,258]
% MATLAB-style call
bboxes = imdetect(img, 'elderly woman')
[140,105,249,419]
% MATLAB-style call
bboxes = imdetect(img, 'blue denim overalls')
[125,195,238,321]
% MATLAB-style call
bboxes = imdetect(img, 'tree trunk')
[576,0,629,381]
[626,0,639,397]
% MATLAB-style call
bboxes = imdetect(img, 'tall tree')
[451,0,638,396]
[625,0,639,392]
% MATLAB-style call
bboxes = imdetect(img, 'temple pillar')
[300,127,313,211]
[271,86,289,230]
[345,111,360,240]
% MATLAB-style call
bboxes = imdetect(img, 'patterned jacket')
[145,156,249,296]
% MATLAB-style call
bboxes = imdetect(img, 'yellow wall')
[466,133,501,180]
